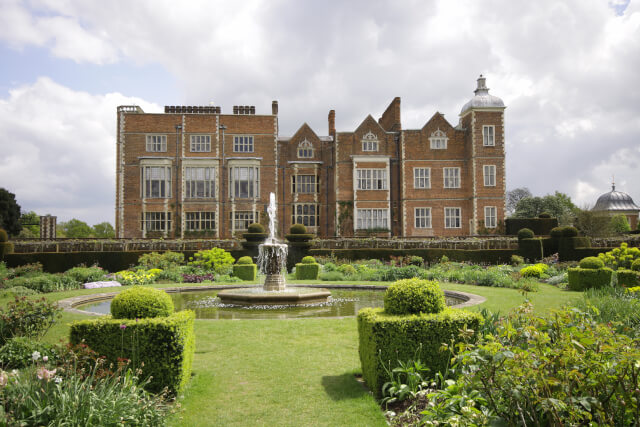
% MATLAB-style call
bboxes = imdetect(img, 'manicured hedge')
[111,286,174,319]
[506,218,558,236]
[358,307,482,398]
[0,242,13,260]
[617,269,640,287]
[70,310,195,395]
[295,262,320,280]
[309,248,517,265]
[567,267,613,291]
[233,263,257,281]
[518,238,543,262]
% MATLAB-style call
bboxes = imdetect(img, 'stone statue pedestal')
[263,274,286,291]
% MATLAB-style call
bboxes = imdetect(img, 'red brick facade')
[115,77,506,239]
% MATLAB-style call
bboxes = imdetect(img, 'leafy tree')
[610,214,631,233]
[574,208,614,237]
[19,211,40,236]
[0,188,22,236]
[506,187,532,215]
[59,219,93,238]
[513,191,578,225]
[93,222,115,238]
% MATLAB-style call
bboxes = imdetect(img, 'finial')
[612,174,615,191]
[474,74,489,95]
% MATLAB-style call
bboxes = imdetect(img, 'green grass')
[2,279,582,426]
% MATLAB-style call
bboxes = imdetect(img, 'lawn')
[4,280,582,426]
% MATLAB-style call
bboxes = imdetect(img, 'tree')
[506,187,532,216]
[0,188,22,236]
[59,219,93,238]
[574,208,614,237]
[19,211,40,236]
[93,222,115,238]
[513,191,578,225]
[610,214,631,233]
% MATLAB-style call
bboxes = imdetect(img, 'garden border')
[57,284,486,316]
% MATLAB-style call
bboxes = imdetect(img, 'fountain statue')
[217,192,330,306]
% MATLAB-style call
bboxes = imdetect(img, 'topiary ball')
[111,286,174,319]
[289,223,307,234]
[562,226,579,237]
[0,229,7,242]
[538,212,552,218]
[631,259,640,272]
[550,227,564,238]
[517,228,535,240]
[301,256,316,264]
[384,278,445,315]
[579,256,604,270]
[236,256,253,265]
[247,223,265,234]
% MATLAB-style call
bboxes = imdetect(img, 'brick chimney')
[272,100,278,115]
[328,110,336,136]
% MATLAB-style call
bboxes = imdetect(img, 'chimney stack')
[328,110,336,136]
[272,100,278,115]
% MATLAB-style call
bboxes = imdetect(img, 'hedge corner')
[295,262,320,280]
[69,310,195,396]
[567,267,613,291]
[233,263,257,281]
[357,307,482,399]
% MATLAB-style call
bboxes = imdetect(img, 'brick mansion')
[115,75,506,239]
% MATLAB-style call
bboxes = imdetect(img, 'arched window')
[297,139,313,158]
[429,129,448,149]
[361,131,379,152]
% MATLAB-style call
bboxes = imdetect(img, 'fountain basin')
[217,287,331,306]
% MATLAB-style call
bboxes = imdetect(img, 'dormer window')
[429,129,448,149]
[361,131,379,152]
[297,139,314,158]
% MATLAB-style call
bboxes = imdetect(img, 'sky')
[0,0,638,226]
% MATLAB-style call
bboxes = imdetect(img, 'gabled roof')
[421,112,455,132]
[354,114,386,136]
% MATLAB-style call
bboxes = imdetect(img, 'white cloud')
[1,0,640,221]
[0,77,159,224]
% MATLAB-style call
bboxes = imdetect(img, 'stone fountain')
[217,193,330,306]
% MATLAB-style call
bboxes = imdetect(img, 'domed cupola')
[460,75,505,115]
[593,182,640,212]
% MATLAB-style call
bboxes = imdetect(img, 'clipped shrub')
[289,223,307,234]
[301,256,316,264]
[518,238,543,262]
[510,254,524,266]
[110,286,174,319]
[617,269,640,287]
[579,256,605,269]
[295,260,321,280]
[358,307,482,398]
[0,336,57,369]
[70,310,195,395]
[517,228,534,240]
[550,227,564,238]
[538,212,552,218]
[562,226,579,237]
[519,263,549,278]
[567,267,613,291]
[232,262,257,281]
[188,248,235,274]
[0,229,7,242]
[247,223,265,233]
[384,278,445,315]
[236,256,253,265]
[632,259,640,272]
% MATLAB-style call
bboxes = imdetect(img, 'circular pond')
[64,285,484,320]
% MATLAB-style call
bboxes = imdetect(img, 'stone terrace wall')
[12,239,240,254]
[314,237,518,250]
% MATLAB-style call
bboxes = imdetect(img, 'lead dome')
[593,184,640,211]
[460,75,505,115]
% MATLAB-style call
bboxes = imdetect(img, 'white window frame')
[415,207,432,228]
[142,212,171,232]
[231,211,256,231]
[229,166,259,198]
[292,203,319,227]
[483,165,496,187]
[233,136,254,153]
[292,175,319,194]
[443,167,460,189]
[413,167,431,189]
[141,165,171,198]
[361,131,379,152]
[484,206,497,228]
[190,135,211,152]
[429,129,448,150]
[483,125,495,146]
[297,139,313,158]
[356,169,388,190]
[146,135,166,152]
[185,166,216,199]
[185,211,216,231]
[444,207,461,229]
[356,208,389,230]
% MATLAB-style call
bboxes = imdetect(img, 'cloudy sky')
[0,0,638,225]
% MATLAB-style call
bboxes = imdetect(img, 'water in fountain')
[259,193,288,291]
